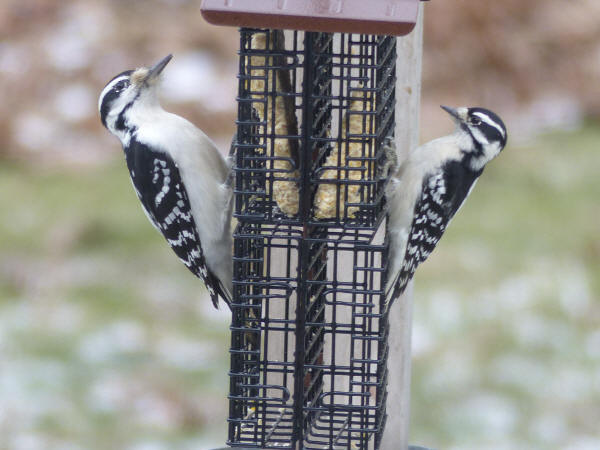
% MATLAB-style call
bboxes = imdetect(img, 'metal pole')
[380,5,423,450]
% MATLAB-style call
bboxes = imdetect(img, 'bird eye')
[115,80,129,92]
[470,117,481,126]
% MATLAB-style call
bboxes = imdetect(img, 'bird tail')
[219,279,233,311]
[383,270,407,312]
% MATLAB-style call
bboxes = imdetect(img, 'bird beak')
[146,54,173,81]
[441,105,468,123]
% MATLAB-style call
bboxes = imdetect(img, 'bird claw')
[379,136,398,179]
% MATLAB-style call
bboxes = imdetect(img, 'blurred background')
[0,1,598,449]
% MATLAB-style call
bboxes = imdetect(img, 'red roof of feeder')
[201,0,422,36]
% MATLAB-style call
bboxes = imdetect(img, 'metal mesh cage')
[229,29,396,449]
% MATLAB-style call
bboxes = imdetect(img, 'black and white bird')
[98,54,233,308]
[386,106,507,305]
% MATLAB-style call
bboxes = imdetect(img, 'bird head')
[98,54,172,137]
[441,105,507,171]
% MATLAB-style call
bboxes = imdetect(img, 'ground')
[0,125,598,449]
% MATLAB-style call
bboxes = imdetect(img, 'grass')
[0,160,230,449]
[0,124,598,449]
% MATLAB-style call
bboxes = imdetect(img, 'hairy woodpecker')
[386,106,507,305]
[98,54,233,308]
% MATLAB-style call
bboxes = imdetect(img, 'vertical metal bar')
[292,30,318,448]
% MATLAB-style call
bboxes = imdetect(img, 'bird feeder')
[201,1,423,448]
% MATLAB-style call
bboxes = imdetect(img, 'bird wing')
[388,161,481,303]
[125,140,230,308]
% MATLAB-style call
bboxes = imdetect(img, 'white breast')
[386,134,462,293]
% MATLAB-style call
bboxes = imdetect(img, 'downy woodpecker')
[386,106,507,305]
[98,55,233,308]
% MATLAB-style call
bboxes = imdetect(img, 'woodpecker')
[98,54,233,308]
[386,106,507,305]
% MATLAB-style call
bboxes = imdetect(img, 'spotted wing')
[124,140,229,308]
[389,161,482,301]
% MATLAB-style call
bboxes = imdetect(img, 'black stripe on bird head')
[468,107,507,149]
[99,70,134,128]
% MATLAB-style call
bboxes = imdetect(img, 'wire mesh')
[229,29,396,449]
